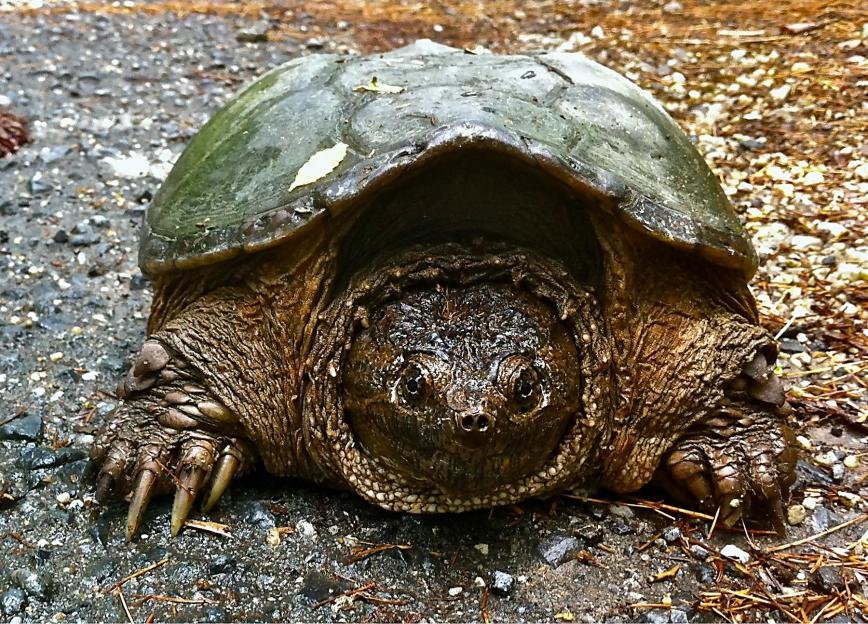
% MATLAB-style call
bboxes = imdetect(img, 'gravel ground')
[0,2,865,622]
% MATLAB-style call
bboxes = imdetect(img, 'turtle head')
[343,281,581,495]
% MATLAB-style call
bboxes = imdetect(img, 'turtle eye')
[512,368,539,411]
[400,363,428,403]
[515,376,534,403]
[499,356,540,412]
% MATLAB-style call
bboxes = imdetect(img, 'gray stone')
[779,338,806,353]
[610,520,635,535]
[235,21,271,43]
[89,215,110,229]
[640,608,688,623]
[491,570,514,595]
[28,175,52,195]
[662,526,681,543]
[244,502,276,530]
[1,588,26,616]
[538,534,581,568]
[811,506,831,532]
[11,569,50,600]
[69,222,100,247]
[0,414,44,442]
[813,566,843,592]
[38,145,70,164]
[690,544,710,560]
[696,564,716,584]
[208,554,237,576]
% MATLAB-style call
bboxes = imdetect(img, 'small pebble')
[11,569,50,599]
[814,450,837,467]
[296,520,317,539]
[795,435,812,450]
[787,504,806,525]
[662,526,681,543]
[811,507,831,532]
[608,504,634,519]
[720,544,750,564]
[790,235,822,250]
[491,571,514,595]
[538,535,581,568]
[448,586,463,597]
[689,544,710,560]
[843,455,860,469]
[769,84,791,101]
[802,171,824,185]
[1,589,26,616]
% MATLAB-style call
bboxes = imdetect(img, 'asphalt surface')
[0,5,865,623]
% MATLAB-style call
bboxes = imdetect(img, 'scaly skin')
[90,220,796,538]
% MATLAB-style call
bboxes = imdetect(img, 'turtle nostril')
[457,412,493,434]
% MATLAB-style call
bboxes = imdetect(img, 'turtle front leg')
[654,353,797,532]
[90,338,258,539]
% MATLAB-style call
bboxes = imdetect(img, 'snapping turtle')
[90,41,796,539]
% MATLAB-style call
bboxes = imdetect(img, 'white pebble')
[474,543,489,556]
[815,221,847,238]
[802,171,824,185]
[296,520,317,539]
[789,235,822,250]
[448,586,463,596]
[814,451,838,467]
[720,544,750,563]
[769,84,791,101]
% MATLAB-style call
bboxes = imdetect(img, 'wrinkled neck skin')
[303,241,615,512]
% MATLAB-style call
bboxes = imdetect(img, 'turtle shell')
[141,40,757,277]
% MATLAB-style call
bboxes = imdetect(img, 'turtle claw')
[202,452,240,513]
[171,465,206,537]
[126,469,158,541]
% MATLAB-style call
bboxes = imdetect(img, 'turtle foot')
[88,338,256,539]
[656,405,797,534]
